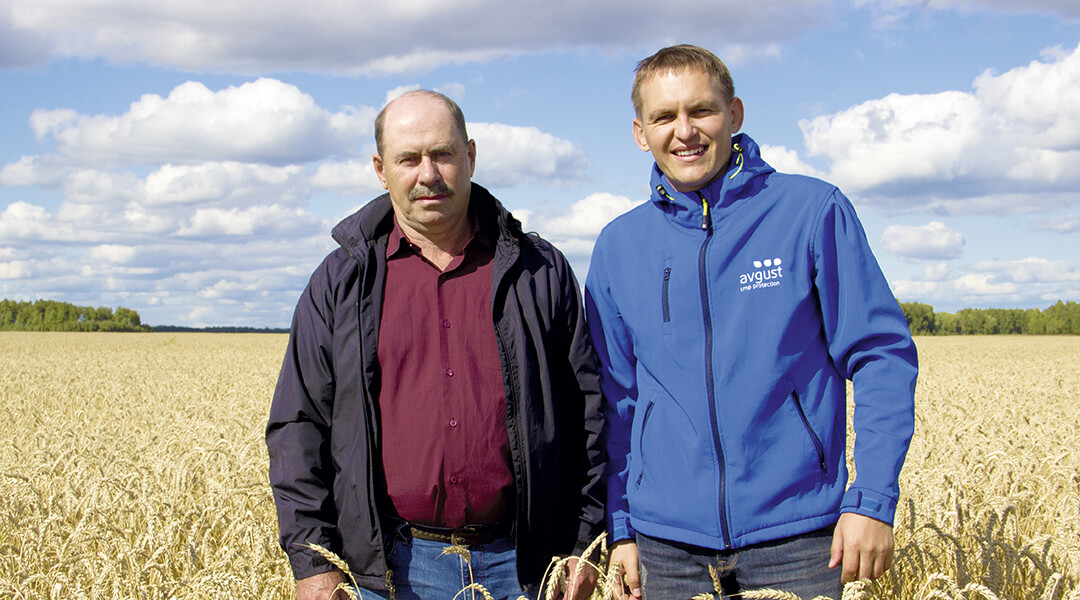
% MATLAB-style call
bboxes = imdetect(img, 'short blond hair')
[632,44,735,116]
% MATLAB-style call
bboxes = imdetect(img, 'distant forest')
[2,298,1078,335]
[898,300,1079,335]
[1,299,151,332]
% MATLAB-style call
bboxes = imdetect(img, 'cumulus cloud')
[30,79,372,168]
[517,193,643,266]
[800,43,1080,214]
[760,144,826,179]
[2,0,830,73]
[470,123,589,186]
[142,162,306,207]
[880,221,964,260]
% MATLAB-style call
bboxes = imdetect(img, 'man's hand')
[560,556,600,600]
[296,570,348,600]
[608,540,642,600]
[829,513,895,583]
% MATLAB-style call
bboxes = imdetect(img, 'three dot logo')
[752,258,782,269]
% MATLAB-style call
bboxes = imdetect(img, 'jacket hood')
[331,182,524,257]
[648,133,775,230]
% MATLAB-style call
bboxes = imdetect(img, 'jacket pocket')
[790,388,827,476]
[634,400,656,487]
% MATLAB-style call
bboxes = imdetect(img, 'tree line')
[0,299,151,332]
[4,297,1077,335]
[899,300,1080,335]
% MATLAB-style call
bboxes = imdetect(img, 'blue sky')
[1,0,1078,327]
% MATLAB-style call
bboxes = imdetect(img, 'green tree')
[899,302,935,335]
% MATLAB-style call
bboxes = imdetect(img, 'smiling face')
[633,68,744,193]
[373,92,476,243]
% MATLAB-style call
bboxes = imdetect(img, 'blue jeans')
[355,526,534,600]
[637,527,843,600]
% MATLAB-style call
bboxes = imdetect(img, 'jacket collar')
[332,182,523,262]
[648,133,775,230]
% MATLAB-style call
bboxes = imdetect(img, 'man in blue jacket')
[584,45,918,599]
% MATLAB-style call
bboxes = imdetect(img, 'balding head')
[375,90,468,156]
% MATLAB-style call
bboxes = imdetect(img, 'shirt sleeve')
[811,189,918,525]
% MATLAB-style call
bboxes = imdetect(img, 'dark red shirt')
[377,218,514,528]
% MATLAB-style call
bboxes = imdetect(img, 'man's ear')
[632,118,650,153]
[373,153,389,191]
[730,97,745,134]
[467,139,477,177]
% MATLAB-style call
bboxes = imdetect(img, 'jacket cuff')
[840,487,898,525]
[607,514,637,544]
[287,540,339,581]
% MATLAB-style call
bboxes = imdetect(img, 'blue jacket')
[584,134,917,551]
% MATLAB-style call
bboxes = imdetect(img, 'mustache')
[408,182,454,200]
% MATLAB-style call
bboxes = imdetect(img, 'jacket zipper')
[656,184,732,549]
[661,267,671,323]
[791,389,827,474]
[696,190,731,549]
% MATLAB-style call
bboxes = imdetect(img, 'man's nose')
[418,156,442,184]
[675,114,696,140]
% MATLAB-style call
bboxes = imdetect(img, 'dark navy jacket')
[267,184,605,589]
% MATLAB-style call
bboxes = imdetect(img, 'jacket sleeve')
[583,235,638,544]
[811,190,918,525]
[550,248,608,555]
[266,256,341,580]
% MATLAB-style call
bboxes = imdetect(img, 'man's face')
[633,68,744,193]
[373,94,476,238]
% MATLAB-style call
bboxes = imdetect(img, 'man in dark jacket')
[266,90,605,600]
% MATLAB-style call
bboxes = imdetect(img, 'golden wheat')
[0,333,1076,599]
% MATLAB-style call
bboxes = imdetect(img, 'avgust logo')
[739,257,784,292]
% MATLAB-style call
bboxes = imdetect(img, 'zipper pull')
[698,191,711,230]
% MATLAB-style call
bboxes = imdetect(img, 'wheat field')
[0,332,1077,600]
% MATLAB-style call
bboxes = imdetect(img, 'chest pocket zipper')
[661,267,671,323]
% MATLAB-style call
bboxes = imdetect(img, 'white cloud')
[0,261,33,279]
[529,193,642,239]
[890,256,1080,309]
[923,262,951,281]
[3,0,831,73]
[176,205,323,238]
[880,221,964,260]
[143,162,306,207]
[311,160,383,196]
[29,79,372,168]
[1033,214,1080,233]
[760,144,826,179]
[518,193,643,265]
[470,122,588,187]
[854,0,1080,25]
[85,245,137,264]
[800,43,1080,214]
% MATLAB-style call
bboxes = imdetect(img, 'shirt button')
[449,419,458,427]
[446,368,454,377]
[449,475,459,484]
[443,320,451,328]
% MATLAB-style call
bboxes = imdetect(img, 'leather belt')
[406,520,512,547]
